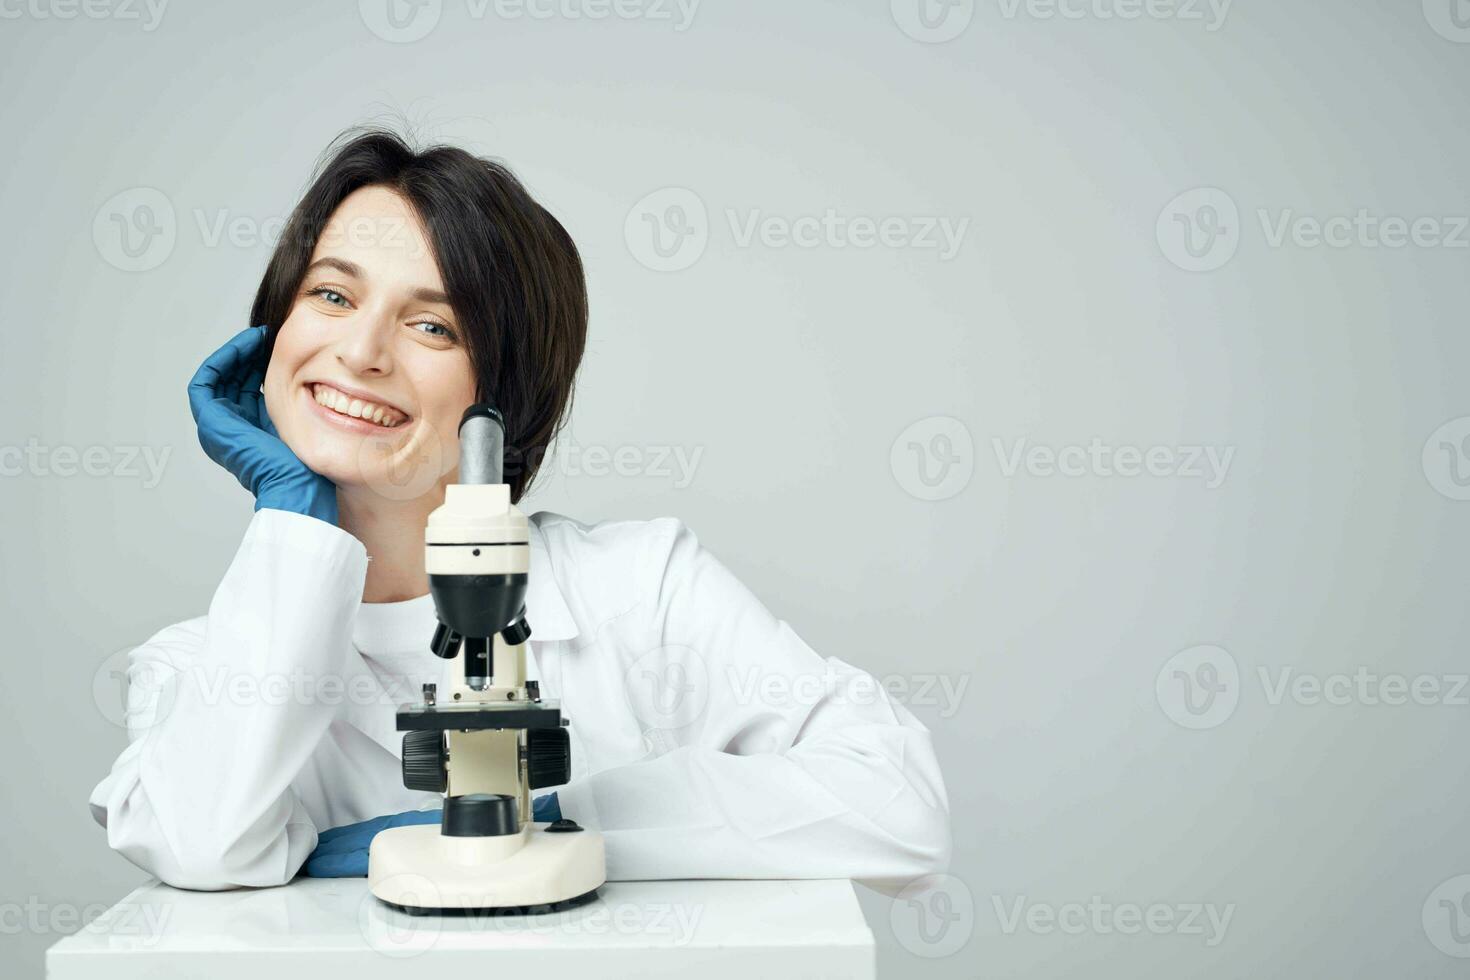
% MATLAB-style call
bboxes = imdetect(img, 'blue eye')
[413,321,455,341]
[309,287,349,307]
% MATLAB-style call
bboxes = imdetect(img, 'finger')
[532,792,562,823]
[238,367,267,418]
[303,848,368,878]
[307,827,377,858]
[315,814,392,846]
[188,327,266,419]
[387,809,444,829]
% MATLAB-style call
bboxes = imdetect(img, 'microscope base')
[368,823,607,915]
[383,886,601,917]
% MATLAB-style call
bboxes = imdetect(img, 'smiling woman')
[88,128,950,895]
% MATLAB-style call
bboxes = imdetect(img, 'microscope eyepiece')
[458,402,506,486]
[460,403,505,429]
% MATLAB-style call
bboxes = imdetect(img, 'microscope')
[368,404,606,914]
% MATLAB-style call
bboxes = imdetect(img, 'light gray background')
[3,0,1469,976]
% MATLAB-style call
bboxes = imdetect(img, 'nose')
[333,310,395,377]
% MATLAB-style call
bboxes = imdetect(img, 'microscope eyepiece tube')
[458,404,506,486]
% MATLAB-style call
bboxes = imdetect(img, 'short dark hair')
[250,129,587,503]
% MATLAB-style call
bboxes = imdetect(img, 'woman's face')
[263,185,476,501]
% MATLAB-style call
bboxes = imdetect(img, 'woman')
[88,130,951,892]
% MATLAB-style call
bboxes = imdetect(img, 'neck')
[337,483,446,603]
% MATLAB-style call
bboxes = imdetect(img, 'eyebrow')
[305,256,451,305]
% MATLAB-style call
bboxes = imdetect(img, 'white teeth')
[311,385,403,428]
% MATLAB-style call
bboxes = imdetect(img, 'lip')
[301,381,412,435]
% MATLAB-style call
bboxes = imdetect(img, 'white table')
[46,877,874,979]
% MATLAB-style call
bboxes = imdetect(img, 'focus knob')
[526,727,571,790]
[402,730,448,793]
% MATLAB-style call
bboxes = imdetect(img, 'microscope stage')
[397,700,565,732]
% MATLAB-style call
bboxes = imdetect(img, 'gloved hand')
[303,808,442,878]
[302,793,563,878]
[187,325,338,524]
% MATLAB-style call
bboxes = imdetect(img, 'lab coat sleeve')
[556,519,952,891]
[88,509,367,890]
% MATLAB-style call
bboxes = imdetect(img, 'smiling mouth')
[309,383,408,428]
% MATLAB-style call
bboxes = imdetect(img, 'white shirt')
[89,509,951,891]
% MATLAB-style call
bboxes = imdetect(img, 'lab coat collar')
[527,515,579,642]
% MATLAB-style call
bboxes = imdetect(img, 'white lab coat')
[89,509,951,891]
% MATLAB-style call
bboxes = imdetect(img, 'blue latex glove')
[187,325,337,524]
[303,794,563,878]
